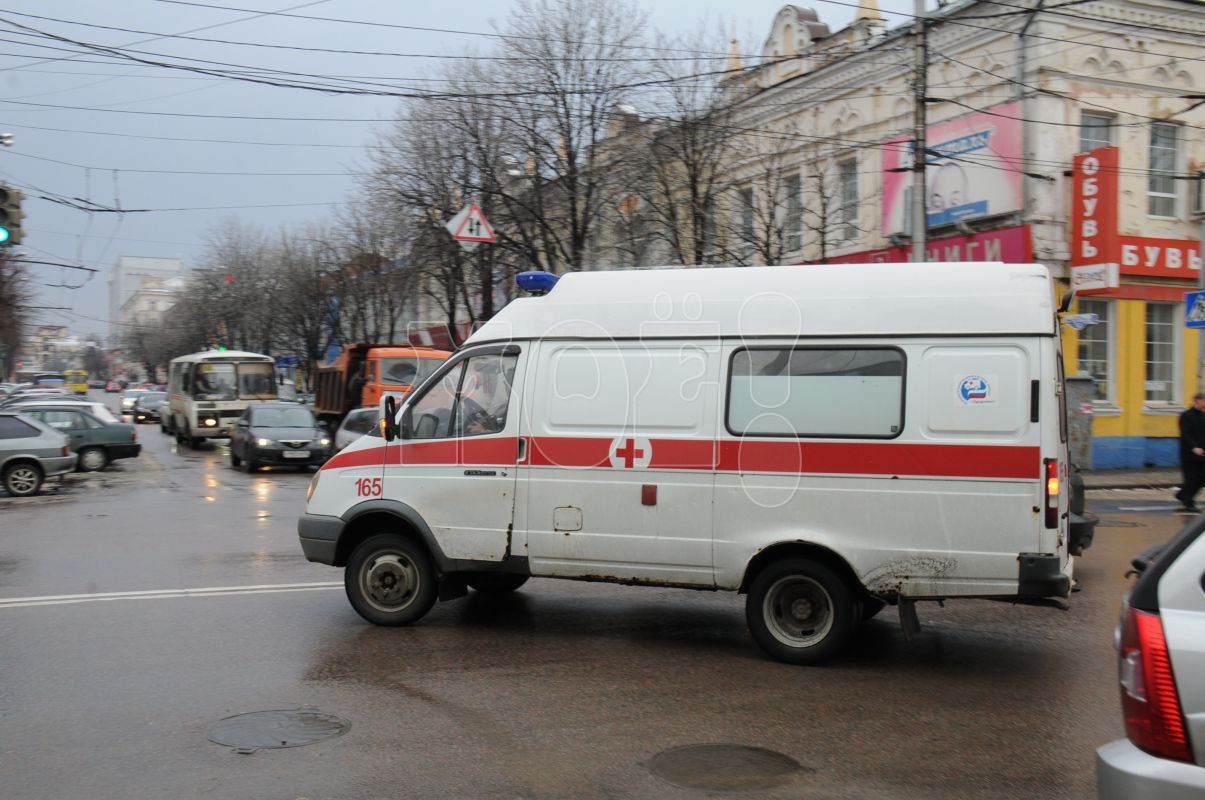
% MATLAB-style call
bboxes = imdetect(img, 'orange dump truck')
[313,344,450,425]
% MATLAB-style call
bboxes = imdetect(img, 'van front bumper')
[298,513,343,565]
[1097,738,1205,799]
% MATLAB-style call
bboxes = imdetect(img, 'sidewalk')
[1080,468,1181,490]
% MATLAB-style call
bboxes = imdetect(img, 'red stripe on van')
[323,437,1040,480]
[714,440,1040,479]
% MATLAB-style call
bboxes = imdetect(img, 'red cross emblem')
[609,436,651,469]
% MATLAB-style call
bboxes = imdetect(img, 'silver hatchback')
[0,411,77,497]
[1097,517,1205,798]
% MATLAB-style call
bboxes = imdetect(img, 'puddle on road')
[1096,521,1147,528]
[208,708,350,752]
[648,744,808,792]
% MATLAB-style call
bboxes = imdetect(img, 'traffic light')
[0,184,24,245]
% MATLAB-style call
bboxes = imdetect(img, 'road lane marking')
[0,581,342,609]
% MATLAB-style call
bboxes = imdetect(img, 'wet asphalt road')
[0,391,1188,800]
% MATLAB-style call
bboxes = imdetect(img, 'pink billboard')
[881,101,1024,234]
[804,224,1031,265]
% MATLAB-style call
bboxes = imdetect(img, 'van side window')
[728,347,904,438]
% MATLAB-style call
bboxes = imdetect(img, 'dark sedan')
[132,391,167,424]
[228,403,331,472]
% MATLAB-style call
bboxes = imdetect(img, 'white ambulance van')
[299,262,1074,664]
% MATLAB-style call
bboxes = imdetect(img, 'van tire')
[745,558,855,665]
[466,573,529,594]
[345,533,437,626]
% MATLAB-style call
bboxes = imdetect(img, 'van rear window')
[727,347,904,438]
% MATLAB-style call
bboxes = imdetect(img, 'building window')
[736,186,755,251]
[1080,112,1115,151]
[1145,302,1178,404]
[783,172,802,252]
[1148,123,1179,217]
[838,159,858,240]
[1076,298,1112,401]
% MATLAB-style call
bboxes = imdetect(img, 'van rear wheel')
[345,534,437,626]
[746,558,855,665]
[466,573,529,594]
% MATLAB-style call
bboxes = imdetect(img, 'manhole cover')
[649,744,806,792]
[1098,521,1146,528]
[208,709,349,751]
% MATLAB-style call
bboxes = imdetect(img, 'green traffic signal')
[0,184,25,245]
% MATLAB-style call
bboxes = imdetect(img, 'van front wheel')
[746,559,855,665]
[345,534,437,626]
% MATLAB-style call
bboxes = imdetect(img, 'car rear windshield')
[343,410,379,434]
[252,407,315,428]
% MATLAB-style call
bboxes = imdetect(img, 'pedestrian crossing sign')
[1186,291,1205,328]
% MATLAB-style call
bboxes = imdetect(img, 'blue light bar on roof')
[516,270,559,295]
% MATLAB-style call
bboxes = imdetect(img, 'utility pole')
[911,0,928,263]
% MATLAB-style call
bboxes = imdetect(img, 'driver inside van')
[458,358,514,436]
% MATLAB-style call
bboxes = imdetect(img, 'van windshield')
[379,358,440,387]
[191,362,277,401]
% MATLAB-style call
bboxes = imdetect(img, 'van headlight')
[306,470,321,503]
[203,417,218,427]
[255,437,273,446]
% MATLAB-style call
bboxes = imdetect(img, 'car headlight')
[255,437,273,446]
[319,437,331,446]
[203,418,218,427]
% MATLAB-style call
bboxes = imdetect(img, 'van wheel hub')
[764,575,834,648]
[364,554,417,610]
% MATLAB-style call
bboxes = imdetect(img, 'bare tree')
[614,26,739,266]
[0,250,30,378]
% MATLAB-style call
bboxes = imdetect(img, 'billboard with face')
[882,101,1024,234]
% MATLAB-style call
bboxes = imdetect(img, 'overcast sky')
[0,0,916,340]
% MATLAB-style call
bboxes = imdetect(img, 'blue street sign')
[275,355,299,368]
[1186,291,1205,329]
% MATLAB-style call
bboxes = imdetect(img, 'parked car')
[228,403,331,471]
[17,405,140,472]
[87,379,106,389]
[132,392,167,423]
[0,410,77,496]
[5,398,120,424]
[104,380,120,393]
[1096,517,1205,798]
[334,407,380,451]
[0,389,73,407]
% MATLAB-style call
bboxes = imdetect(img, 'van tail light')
[1119,606,1192,762]
[1043,458,1059,528]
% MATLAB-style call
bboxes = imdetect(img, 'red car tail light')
[1043,458,1059,528]
[1119,606,1192,762]
[62,445,70,457]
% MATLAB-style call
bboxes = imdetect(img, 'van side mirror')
[382,395,399,441]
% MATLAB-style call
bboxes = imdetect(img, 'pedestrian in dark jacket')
[1176,392,1205,512]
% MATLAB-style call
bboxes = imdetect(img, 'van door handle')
[516,437,527,463]
[464,469,497,477]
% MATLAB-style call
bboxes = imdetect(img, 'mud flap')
[899,599,921,641]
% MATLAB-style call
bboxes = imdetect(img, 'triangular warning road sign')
[451,203,496,242]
